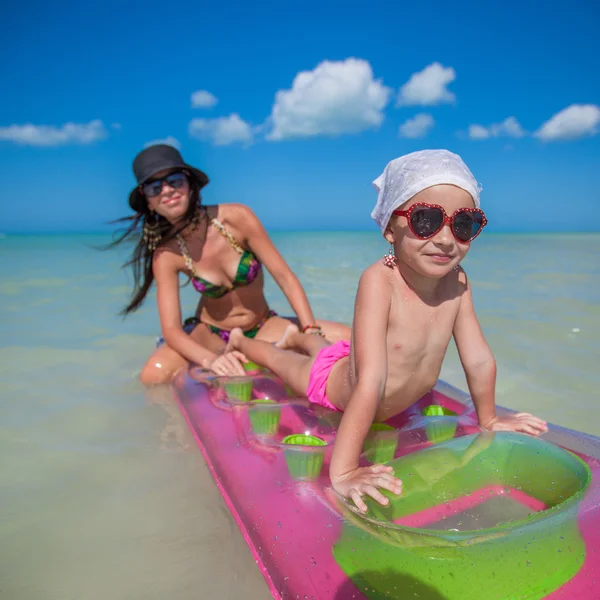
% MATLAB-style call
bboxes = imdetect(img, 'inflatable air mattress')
[171,367,600,599]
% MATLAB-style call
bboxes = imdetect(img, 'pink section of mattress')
[394,485,547,528]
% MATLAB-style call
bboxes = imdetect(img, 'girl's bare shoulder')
[357,261,398,303]
[435,265,469,302]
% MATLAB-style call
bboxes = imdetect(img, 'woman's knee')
[139,350,185,387]
[139,361,173,387]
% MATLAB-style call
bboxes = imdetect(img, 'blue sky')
[1,0,599,233]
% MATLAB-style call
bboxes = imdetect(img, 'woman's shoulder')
[209,202,255,223]
[152,238,184,272]
[208,204,263,241]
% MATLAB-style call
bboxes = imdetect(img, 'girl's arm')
[329,265,403,512]
[153,250,245,375]
[453,270,547,435]
[452,270,497,427]
[230,204,319,330]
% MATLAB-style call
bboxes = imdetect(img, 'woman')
[113,144,350,386]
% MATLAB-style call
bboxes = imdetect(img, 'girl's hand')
[483,413,548,437]
[332,464,403,513]
[204,351,248,376]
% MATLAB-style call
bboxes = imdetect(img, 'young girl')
[110,144,350,385]
[225,149,548,512]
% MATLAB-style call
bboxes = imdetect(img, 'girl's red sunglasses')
[392,202,488,244]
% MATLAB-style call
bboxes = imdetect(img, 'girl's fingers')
[517,423,540,437]
[362,484,389,506]
[376,475,403,494]
[369,464,394,474]
[526,417,548,430]
[350,490,368,513]
[379,473,402,492]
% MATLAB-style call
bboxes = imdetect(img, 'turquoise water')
[1,232,599,599]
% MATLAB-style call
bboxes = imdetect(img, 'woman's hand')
[203,351,248,376]
[332,465,403,513]
[302,324,326,337]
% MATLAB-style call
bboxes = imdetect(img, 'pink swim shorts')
[306,340,350,411]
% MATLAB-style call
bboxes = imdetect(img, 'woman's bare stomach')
[197,291,271,330]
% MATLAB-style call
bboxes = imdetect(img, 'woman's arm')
[230,204,319,329]
[153,249,217,366]
[153,249,245,374]
[329,265,402,512]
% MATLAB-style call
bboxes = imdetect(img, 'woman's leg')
[139,344,188,387]
[316,320,352,343]
[227,328,319,396]
[139,324,226,386]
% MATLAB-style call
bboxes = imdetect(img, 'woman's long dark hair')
[107,178,203,315]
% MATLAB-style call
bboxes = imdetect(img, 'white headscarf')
[371,149,482,234]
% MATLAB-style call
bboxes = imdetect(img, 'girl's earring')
[383,242,396,268]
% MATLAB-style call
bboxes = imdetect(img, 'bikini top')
[176,217,262,299]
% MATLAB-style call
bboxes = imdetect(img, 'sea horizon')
[3,229,600,236]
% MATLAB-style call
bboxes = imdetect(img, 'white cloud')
[111,123,122,131]
[535,104,600,141]
[397,62,456,106]
[189,113,254,146]
[496,116,525,138]
[144,136,181,150]
[191,90,218,109]
[468,124,490,140]
[399,113,435,138]
[0,120,108,146]
[468,117,526,140]
[266,58,392,141]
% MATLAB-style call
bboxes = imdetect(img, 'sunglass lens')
[143,181,163,197]
[410,207,444,238]
[142,172,186,197]
[453,210,483,242]
[165,172,186,188]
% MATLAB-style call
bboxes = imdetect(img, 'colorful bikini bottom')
[155,309,278,348]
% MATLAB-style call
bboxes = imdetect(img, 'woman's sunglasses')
[392,202,488,244]
[141,171,188,198]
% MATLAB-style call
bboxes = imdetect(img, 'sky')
[1,0,599,233]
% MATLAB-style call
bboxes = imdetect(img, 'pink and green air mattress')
[171,364,600,599]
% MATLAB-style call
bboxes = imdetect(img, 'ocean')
[1,231,599,599]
